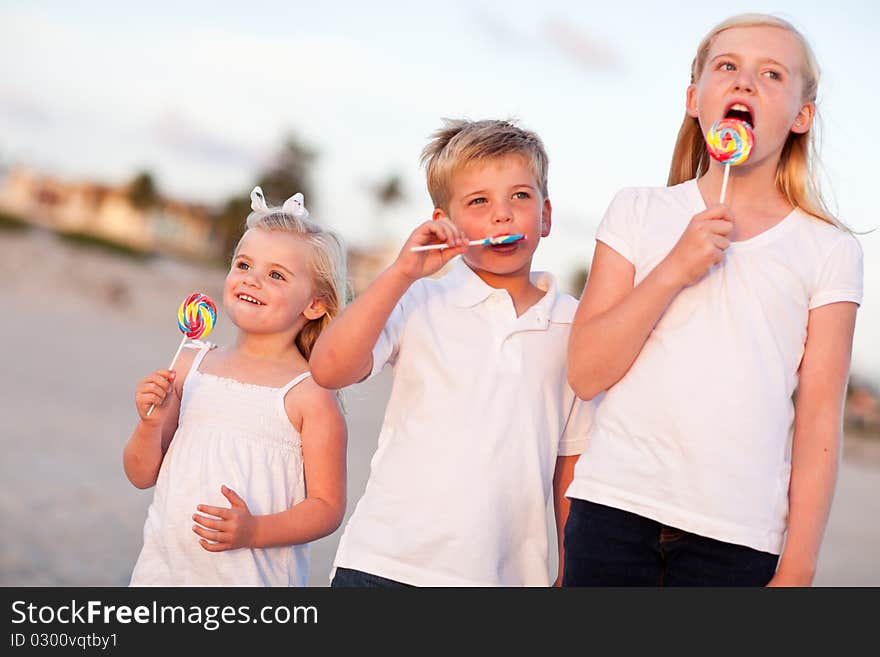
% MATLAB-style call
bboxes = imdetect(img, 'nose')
[241,267,260,287]
[492,199,513,224]
[732,69,755,94]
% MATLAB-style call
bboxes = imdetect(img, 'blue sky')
[2,0,879,376]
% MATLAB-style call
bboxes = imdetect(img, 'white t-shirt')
[332,257,592,586]
[566,180,863,555]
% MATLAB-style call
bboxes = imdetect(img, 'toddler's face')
[687,25,814,168]
[442,154,551,280]
[224,229,323,336]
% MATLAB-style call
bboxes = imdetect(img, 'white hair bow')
[249,186,310,219]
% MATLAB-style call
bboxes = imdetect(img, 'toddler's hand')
[193,485,257,552]
[135,369,176,422]
[662,203,733,288]
[392,219,469,282]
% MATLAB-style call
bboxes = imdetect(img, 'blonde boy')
[310,119,592,586]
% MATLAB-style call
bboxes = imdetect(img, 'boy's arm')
[569,204,734,400]
[769,301,857,586]
[310,219,467,389]
[310,265,415,388]
[552,454,579,587]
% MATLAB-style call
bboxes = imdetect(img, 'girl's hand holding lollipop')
[144,293,217,417]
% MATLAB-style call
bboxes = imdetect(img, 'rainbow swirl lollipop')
[706,117,755,203]
[146,292,218,416]
[706,117,754,166]
[177,292,217,340]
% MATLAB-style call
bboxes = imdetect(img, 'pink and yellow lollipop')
[146,292,217,416]
[706,117,755,203]
[177,292,217,339]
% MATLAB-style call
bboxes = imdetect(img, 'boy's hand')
[193,485,257,551]
[661,203,733,288]
[135,369,176,423]
[392,219,469,282]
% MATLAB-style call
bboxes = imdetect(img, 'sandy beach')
[1,228,878,587]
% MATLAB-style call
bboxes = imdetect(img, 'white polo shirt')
[567,180,863,554]
[332,257,592,586]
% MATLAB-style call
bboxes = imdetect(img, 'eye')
[719,61,736,72]
[269,271,285,281]
[513,191,531,200]
[236,261,250,270]
[763,69,781,80]
[468,197,487,206]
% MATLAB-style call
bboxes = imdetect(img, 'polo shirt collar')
[446,257,496,308]
[445,257,567,323]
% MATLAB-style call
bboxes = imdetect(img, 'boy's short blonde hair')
[420,119,549,212]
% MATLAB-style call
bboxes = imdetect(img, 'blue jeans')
[330,567,413,588]
[563,499,779,586]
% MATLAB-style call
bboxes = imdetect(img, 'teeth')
[730,103,749,111]
[238,294,263,305]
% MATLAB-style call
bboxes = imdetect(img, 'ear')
[431,207,447,221]
[303,297,328,321]
[791,101,815,135]
[685,84,699,118]
[540,197,552,238]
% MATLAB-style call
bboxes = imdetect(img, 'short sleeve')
[368,283,421,379]
[809,233,863,310]
[557,394,599,456]
[595,188,639,265]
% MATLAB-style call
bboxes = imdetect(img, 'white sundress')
[130,346,311,586]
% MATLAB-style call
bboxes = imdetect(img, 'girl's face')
[224,228,326,337]
[687,25,814,168]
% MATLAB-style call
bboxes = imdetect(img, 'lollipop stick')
[719,163,731,204]
[411,238,483,252]
[146,335,187,417]
[410,234,525,252]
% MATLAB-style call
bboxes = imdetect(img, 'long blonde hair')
[667,13,838,227]
[242,206,348,361]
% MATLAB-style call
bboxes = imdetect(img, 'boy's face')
[435,154,551,281]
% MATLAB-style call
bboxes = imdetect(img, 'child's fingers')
[434,219,468,246]
[138,392,165,410]
[198,538,228,552]
[192,523,226,543]
[195,504,230,520]
[711,235,731,251]
[698,203,734,223]
[140,381,169,398]
[707,219,734,236]
[424,221,455,246]
[220,485,245,507]
[439,244,469,264]
[192,513,224,530]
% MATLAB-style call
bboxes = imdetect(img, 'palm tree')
[127,170,161,210]
[212,132,318,259]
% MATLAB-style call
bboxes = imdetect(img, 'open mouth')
[724,103,754,128]
[237,293,264,305]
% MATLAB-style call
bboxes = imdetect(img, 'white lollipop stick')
[410,234,526,252]
[719,163,731,205]
[146,335,187,417]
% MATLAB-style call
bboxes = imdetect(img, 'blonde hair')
[240,207,348,361]
[420,118,549,212]
[668,13,839,227]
